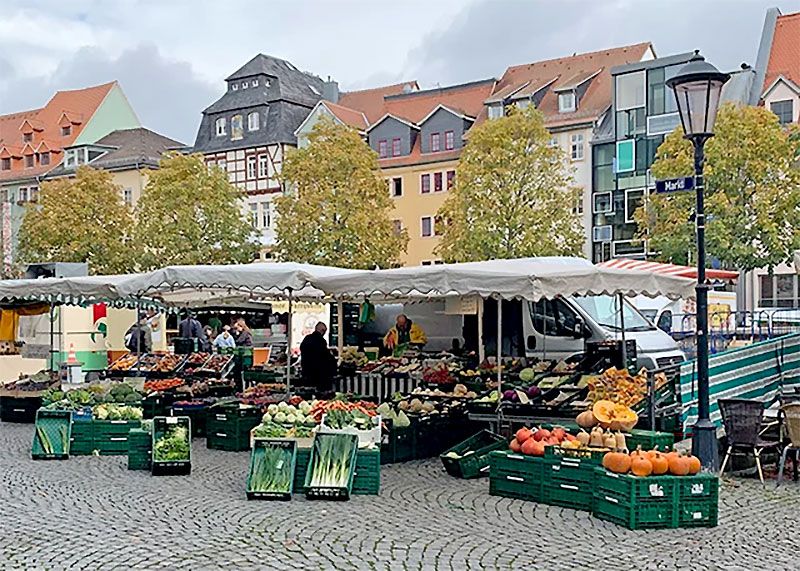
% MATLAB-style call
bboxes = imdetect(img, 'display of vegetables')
[576,400,639,432]
[109,354,138,371]
[586,367,652,406]
[323,408,374,431]
[34,425,68,455]
[422,361,456,385]
[153,426,190,462]
[308,399,377,423]
[252,422,314,439]
[198,354,233,373]
[43,383,142,411]
[144,378,184,393]
[263,400,316,426]
[1,371,57,393]
[602,446,701,477]
[410,384,476,399]
[508,426,577,456]
[182,352,210,374]
[308,434,357,490]
[249,444,294,494]
[152,354,184,372]
[92,403,143,421]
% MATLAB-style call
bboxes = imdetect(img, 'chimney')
[323,76,339,104]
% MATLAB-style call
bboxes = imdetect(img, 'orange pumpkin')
[576,409,597,429]
[509,439,522,453]
[668,452,691,476]
[686,454,702,475]
[592,400,638,431]
[650,451,669,475]
[629,445,649,460]
[603,451,632,474]
[646,446,660,460]
[630,455,653,477]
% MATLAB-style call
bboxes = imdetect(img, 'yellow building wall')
[110,168,150,207]
[383,159,458,266]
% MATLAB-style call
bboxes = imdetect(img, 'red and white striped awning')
[598,259,738,282]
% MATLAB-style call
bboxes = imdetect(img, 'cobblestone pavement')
[2,421,800,571]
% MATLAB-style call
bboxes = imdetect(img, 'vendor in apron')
[383,314,427,356]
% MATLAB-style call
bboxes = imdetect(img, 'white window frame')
[217,159,227,172]
[421,216,434,237]
[593,225,612,243]
[257,155,268,178]
[625,188,646,223]
[242,81,249,90]
[123,188,133,207]
[261,201,272,229]
[247,156,257,179]
[230,115,243,140]
[593,192,613,214]
[248,112,260,131]
[488,105,503,120]
[615,71,646,111]
[215,118,226,137]
[18,187,29,203]
[391,177,402,198]
[570,133,584,161]
[558,91,576,113]
[252,79,259,87]
[232,83,238,91]
[249,203,259,228]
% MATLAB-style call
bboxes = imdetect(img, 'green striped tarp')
[678,333,800,435]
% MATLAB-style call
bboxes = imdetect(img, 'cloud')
[0,43,218,144]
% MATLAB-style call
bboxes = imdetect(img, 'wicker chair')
[777,403,800,486]
[718,399,780,484]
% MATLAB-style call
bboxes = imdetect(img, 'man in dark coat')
[300,322,337,394]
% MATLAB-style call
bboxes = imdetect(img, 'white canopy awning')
[313,257,696,302]
[0,274,139,306]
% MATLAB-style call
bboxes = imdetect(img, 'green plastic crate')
[247,439,296,500]
[171,405,207,438]
[675,473,719,500]
[352,448,380,495]
[594,468,678,504]
[152,416,191,476]
[206,405,261,452]
[677,497,718,527]
[294,447,311,493]
[541,480,595,511]
[593,493,677,529]
[440,430,507,479]
[382,424,414,464]
[304,433,359,500]
[127,428,152,470]
[545,457,598,486]
[544,445,606,465]
[489,451,544,502]
[31,409,72,459]
[624,429,675,452]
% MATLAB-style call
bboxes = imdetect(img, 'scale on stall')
[59,344,86,385]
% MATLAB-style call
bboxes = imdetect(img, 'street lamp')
[667,51,729,471]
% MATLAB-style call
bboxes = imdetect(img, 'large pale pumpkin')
[592,400,638,432]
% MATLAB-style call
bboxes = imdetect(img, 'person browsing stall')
[213,325,237,350]
[300,322,337,394]
[232,317,253,347]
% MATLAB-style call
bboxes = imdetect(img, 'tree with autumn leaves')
[435,105,583,262]
[635,103,800,272]
[275,117,408,268]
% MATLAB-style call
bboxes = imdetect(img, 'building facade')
[193,54,341,259]
[0,82,140,272]
[44,127,184,207]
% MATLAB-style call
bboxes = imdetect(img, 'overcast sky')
[1,0,798,144]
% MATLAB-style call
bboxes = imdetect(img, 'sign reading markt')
[655,176,695,194]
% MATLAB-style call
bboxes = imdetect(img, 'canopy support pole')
[286,289,293,397]
[618,292,627,369]
[477,297,484,364]
[496,299,502,415]
[135,297,142,375]
[48,304,55,373]
[336,300,344,359]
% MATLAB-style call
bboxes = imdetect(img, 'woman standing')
[232,318,253,347]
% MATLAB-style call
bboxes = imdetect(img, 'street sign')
[655,176,695,194]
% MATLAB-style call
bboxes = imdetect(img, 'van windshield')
[573,295,655,332]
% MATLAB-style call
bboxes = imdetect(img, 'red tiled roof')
[339,80,419,123]
[322,101,368,130]
[381,79,496,125]
[488,42,653,129]
[764,11,800,92]
[0,81,116,182]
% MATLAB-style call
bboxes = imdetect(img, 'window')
[391,177,402,197]
[23,132,32,143]
[18,187,28,202]
[24,155,34,168]
[549,137,558,148]
[430,132,440,152]
[530,298,582,337]
[218,159,227,172]
[231,115,243,140]
[378,140,388,158]
[261,202,272,228]
[593,225,612,242]
[615,71,646,110]
[488,105,503,120]
[250,204,259,228]
[759,274,798,308]
[248,112,260,131]
[421,174,431,194]
[570,133,584,160]
[39,152,50,166]
[1,158,10,171]
[616,139,635,173]
[29,186,39,203]
[123,188,133,207]
[616,107,647,138]
[446,170,455,190]
[242,81,249,90]
[391,138,401,157]
[421,216,433,237]
[444,130,454,151]
[258,155,268,178]
[392,219,402,235]
[625,188,645,222]
[247,156,256,179]
[558,91,576,113]
[771,100,794,126]
[61,125,71,136]
[252,79,259,87]
[232,83,238,91]
[593,192,613,214]
[215,117,226,136]
[421,260,432,266]
[434,172,443,192]
[0,190,8,202]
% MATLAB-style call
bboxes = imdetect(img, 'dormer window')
[252,79,259,87]
[215,117,226,137]
[61,125,72,136]
[558,91,576,113]
[242,81,249,90]
[24,155,34,169]
[488,105,504,120]
[23,132,33,143]
[232,83,238,91]
[231,115,243,140]
[39,152,50,166]
[1,158,10,171]
[248,112,260,131]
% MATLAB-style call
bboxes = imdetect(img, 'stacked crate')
[541,447,604,511]
[127,428,152,470]
[488,451,544,502]
[206,405,262,452]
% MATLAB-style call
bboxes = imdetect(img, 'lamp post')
[667,51,729,471]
